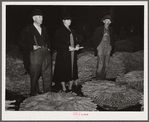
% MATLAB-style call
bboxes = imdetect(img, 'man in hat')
[93,15,115,80]
[18,9,52,96]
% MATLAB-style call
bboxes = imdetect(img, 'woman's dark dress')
[53,25,78,84]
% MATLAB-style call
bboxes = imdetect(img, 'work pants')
[96,35,111,80]
[30,48,52,96]
[96,52,111,80]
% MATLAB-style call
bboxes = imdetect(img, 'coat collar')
[62,24,72,33]
[31,24,43,36]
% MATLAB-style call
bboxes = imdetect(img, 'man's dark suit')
[18,24,52,96]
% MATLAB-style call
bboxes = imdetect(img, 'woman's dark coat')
[53,25,79,83]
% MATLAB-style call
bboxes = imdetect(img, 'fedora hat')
[101,15,112,22]
[32,9,43,16]
[62,12,72,20]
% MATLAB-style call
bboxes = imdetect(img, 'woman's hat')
[101,15,112,22]
[62,13,72,20]
[32,9,43,16]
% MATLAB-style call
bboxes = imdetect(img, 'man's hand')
[69,46,75,51]
[5,100,16,110]
[33,45,40,50]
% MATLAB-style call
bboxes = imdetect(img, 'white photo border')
[2,1,148,121]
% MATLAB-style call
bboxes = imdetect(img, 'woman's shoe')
[66,89,71,93]
[66,89,76,94]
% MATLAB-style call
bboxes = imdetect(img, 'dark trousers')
[30,48,52,96]
[21,49,30,72]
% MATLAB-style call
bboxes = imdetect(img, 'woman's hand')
[69,45,83,51]
[74,44,83,51]
[74,45,80,51]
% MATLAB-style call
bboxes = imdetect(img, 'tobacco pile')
[20,92,97,111]
[116,71,144,93]
[6,54,43,95]
[106,52,127,79]
[76,51,97,84]
[106,51,143,79]
[82,80,142,110]
[122,51,144,73]
[6,55,24,77]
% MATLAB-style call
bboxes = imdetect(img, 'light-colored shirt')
[33,23,42,35]
[104,27,109,35]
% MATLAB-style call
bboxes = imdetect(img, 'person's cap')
[101,15,112,22]
[32,9,43,16]
[62,13,72,20]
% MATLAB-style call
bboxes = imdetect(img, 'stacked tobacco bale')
[82,80,142,110]
[6,55,24,77]
[6,55,30,94]
[114,39,135,52]
[122,51,143,73]
[106,51,144,79]
[116,71,144,93]
[106,52,127,79]
[20,92,97,111]
[76,51,97,84]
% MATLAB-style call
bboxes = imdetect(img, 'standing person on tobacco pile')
[53,13,81,92]
[93,15,115,80]
[18,9,52,96]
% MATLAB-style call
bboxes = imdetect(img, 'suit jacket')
[18,24,51,51]
[93,26,115,48]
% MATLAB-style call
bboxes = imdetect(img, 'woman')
[53,13,80,92]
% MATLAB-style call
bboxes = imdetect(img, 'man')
[18,9,52,96]
[93,15,115,80]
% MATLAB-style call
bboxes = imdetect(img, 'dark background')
[6,5,144,47]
